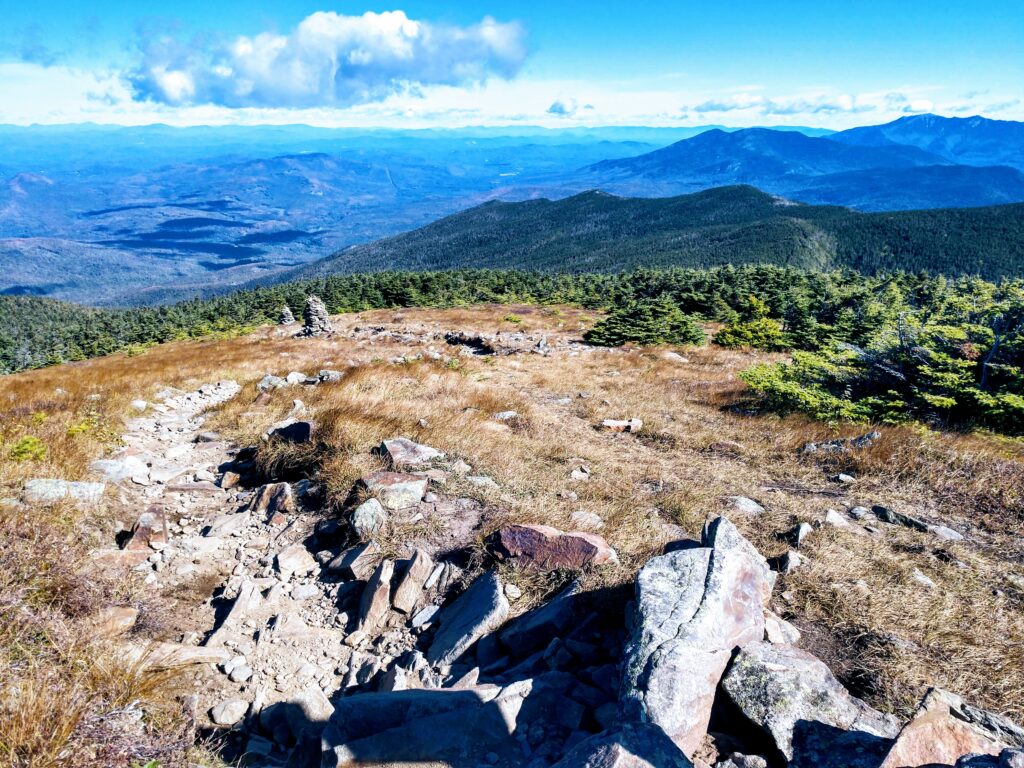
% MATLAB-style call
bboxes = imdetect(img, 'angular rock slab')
[276,544,317,580]
[205,580,263,647]
[552,723,695,768]
[493,523,619,570]
[359,559,394,633]
[392,548,434,613]
[500,580,581,656]
[427,570,509,666]
[721,642,900,767]
[379,437,445,469]
[621,516,770,758]
[879,688,1024,768]
[359,471,429,511]
[328,541,380,580]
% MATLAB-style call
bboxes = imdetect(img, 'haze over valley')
[4,114,1024,304]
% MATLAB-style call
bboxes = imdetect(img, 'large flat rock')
[493,523,618,570]
[23,478,105,506]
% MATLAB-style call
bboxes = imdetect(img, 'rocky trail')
[18,306,1024,768]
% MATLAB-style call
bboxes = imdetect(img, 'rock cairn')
[279,305,295,325]
[301,295,333,336]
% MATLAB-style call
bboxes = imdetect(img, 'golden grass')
[1,301,1023,764]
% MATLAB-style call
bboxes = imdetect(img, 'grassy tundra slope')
[1,304,1023,765]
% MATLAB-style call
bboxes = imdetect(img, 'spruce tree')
[584,297,706,347]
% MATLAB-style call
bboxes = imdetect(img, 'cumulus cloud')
[129,10,526,108]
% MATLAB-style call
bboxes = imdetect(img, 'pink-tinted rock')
[494,524,618,570]
[621,516,772,759]
[879,688,1022,768]
[122,504,168,550]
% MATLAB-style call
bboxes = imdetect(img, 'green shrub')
[9,436,47,462]
[584,297,705,347]
[714,317,789,350]
[714,295,790,351]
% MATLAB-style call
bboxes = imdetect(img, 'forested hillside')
[294,186,1024,280]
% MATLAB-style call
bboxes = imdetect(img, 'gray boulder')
[721,642,900,767]
[621,516,771,758]
[210,699,248,726]
[257,374,287,391]
[350,498,387,541]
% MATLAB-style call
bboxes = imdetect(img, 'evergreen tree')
[584,297,706,347]
[713,295,789,351]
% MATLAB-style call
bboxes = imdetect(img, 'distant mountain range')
[2,114,1024,305]
[295,185,1024,281]
[832,113,1024,169]
[581,117,1024,209]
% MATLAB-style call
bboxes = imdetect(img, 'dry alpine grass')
[1,302,1024,764]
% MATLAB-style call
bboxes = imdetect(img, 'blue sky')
[1,0,1021,126]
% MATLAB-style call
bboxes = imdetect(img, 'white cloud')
[129,10,526,108]
[1,61,1021,129]
[681,89,954,122]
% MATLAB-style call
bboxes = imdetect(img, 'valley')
[3,115,1024,305]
